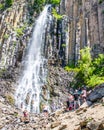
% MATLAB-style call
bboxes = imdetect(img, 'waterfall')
[15,5,52,113]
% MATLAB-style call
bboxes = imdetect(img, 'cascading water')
[15,5,52,113]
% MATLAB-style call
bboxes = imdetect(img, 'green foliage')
[99,0,104,4]
[5,0,14,7]
[66,47,104,88]
[87,75,104,87]
[15,28,23,37]
[93,54,104,76]
[62,44,66,48]
[4,34,9,39]
[45,0,60,4]
[50,0,60,4]
[0,4,4,10]
[33,0,46,13]
[6,94,15,105]
[15,23,27,37]
[64,66,80,72]
[77,47,104,87]
[79,47,92,65]
[78,47,93,81]
[52,8,63,20]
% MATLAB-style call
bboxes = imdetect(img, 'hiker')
[43,105,49,117]
[66,98,70,111]
[81,87,87,102]
[68,93,74,110]
[21,110,30,123]
[73,90,80,110]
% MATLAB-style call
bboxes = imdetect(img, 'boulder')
[51,121,61,128]
[80,101,92,108]
[88,84,104,102]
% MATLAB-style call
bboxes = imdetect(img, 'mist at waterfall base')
[15,5,51,113]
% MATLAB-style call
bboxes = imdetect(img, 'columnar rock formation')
[0,0,33,71]
[61,0,104,64]
[0,0,104,70]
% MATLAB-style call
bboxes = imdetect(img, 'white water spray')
[15,5,51,113]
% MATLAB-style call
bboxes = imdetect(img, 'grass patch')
[5,94,15,105]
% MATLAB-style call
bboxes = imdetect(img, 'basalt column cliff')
[60,0,104,65]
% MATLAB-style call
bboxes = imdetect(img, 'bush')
[64,66,80,72]
[52,8,63,20]
[45,0,60,4]
[5,0,14,7]
[50,0,60,4]
[87,75,104,87]
[67,47,104,88]
[15,23,27,37]
[0,4,4,10]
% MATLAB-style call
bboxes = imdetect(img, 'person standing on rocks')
[81,87,87,103]
[21,110,30,124]
[43,104,49,117]
[73,90,80,110]
[69,93,74,110]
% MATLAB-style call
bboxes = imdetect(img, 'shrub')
[0,4,4,10]
[50,0,60,4]
[5,0,14,7]
[15,28,24,37]
[33,0,45,13]
[67,47,104,88]
[52,8,63,20]
[15,23,27,37]
[46,0,60,4]
[93,54,104,76]
[64,66,80,72]
[87,75,104,87]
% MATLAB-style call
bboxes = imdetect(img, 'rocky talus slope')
[0,86,104,130]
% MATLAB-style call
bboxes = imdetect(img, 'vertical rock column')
[0,0,31,70]
[64,0,104,64]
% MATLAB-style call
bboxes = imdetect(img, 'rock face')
[40,66,74,112]
[0,0,104,69]
[0,0,33,70]
[60,0,104,64]
[88,84,104,102]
